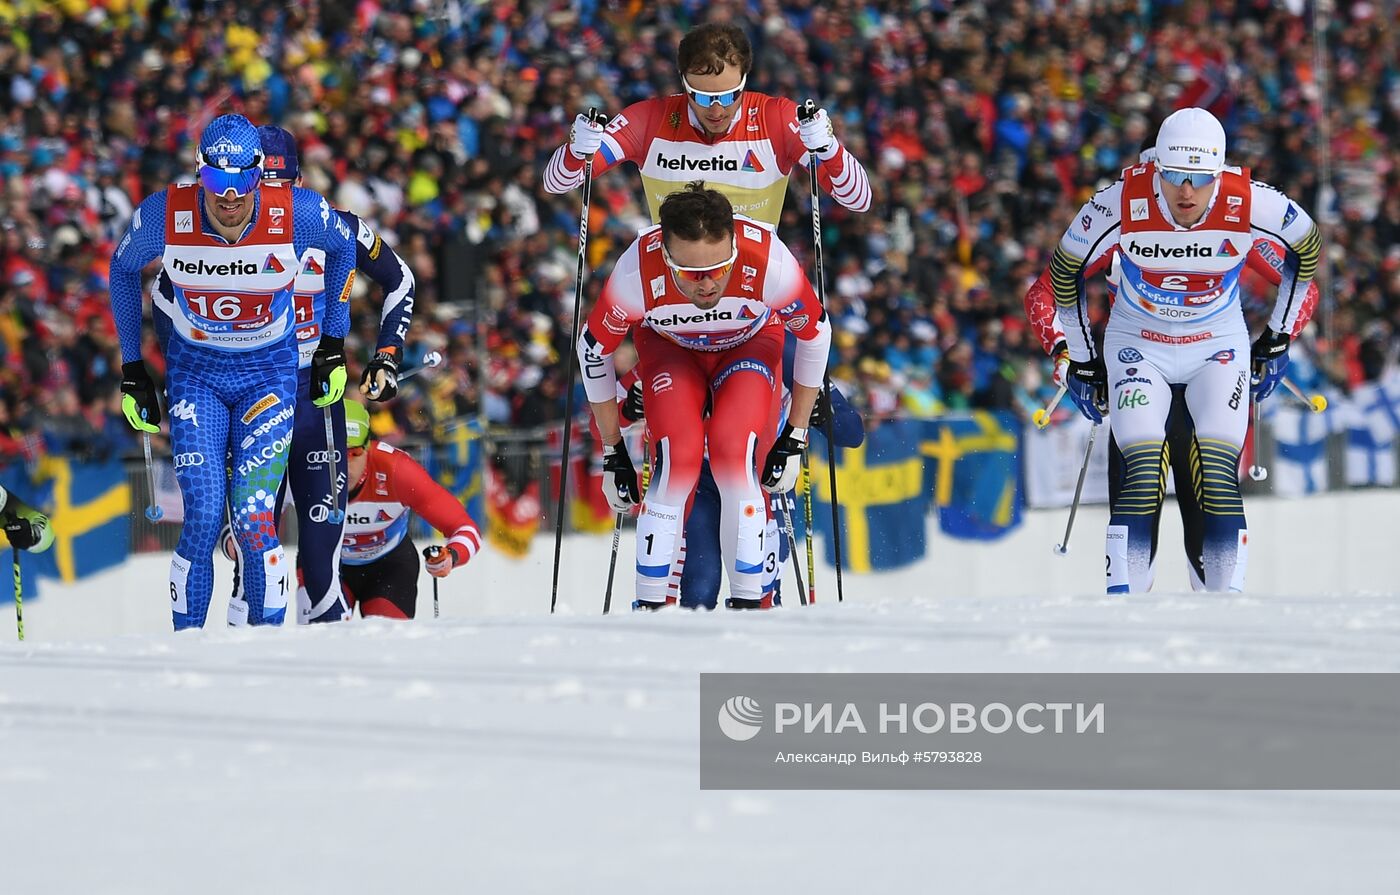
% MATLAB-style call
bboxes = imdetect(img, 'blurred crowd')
[1,0,1397,466]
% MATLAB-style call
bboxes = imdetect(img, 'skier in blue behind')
[224,124,416,624]
[109,114,357,630]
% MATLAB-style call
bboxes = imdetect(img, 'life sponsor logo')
[1117,347,1144,364]
[1229,370,1247,410]
[241,393,281,424]
[1141,329,1212,345]
[170,399,199,427]
[236,431,293,477]
[172,451,205,470]
[1207,349,1236,366]
[712,358,774,393]
[239,404,295,451]
[1117,389,1150,410]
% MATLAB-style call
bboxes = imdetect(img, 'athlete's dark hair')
[677,23,752,77]
[659,182,733,244]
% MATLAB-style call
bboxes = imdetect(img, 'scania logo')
[170,257,260,277]
[655,153,738,172]
[1127,240,1214,259]
[649,309,735,326]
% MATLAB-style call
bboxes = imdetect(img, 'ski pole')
[422,546,442,618]
[141,432,163,522]
[602,512,623,615]
[1247,398,1268,481]
[551,107,606,615]
[396,350,443,384]
[11,547,22,642]
[323,404,344,523]
[1281,378,1328,413]
[800,98,844,602]
[780,492,808,607]
[1055,423,1099,556]
[801,453,817,605]
[1033,383,1069,429]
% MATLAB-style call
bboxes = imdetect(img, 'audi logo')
[173,452,205,470]
[304,450,343,465]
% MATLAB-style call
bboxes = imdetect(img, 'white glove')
[569,113,605,159]
[798,108,836,158]
[1051,340,1070,389]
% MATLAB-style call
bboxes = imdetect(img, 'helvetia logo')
[718,696,764,741]
[740,150,765,173]
[170,257,259,277]
[650,309,735,326]
[1216,240,1239,258]
[262,253,286,274]
[1128,240,1213,259]
[656,153,738,172]
[302,256,323,275]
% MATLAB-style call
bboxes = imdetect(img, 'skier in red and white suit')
[337,399,482,619]
[578,184,831,609]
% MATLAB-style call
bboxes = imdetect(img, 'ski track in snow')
[2,592,1400,893]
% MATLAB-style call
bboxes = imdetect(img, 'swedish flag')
[807,422,927,572]
[920,411,1022,540]
[419,418,485,536]
[1,457,130,596]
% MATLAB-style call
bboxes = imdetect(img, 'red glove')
[423,544,467,578]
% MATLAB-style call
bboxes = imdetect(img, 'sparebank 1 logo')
[718,696,764,741]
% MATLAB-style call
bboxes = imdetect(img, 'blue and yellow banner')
[419,418,486,536]
[805,412,1023,572]
[2,456,131,602]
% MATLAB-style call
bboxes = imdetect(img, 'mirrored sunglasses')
[663,240,739,283]
[1159,168,1217,188]
[682,75,747,109]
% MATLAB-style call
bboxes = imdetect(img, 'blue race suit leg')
[224,365,298,626]
[677,460,722,609]
[282,366,349,623]
[166,374,231,631]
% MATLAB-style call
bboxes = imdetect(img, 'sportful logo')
[170,399,199,427]
[740,150,765,173]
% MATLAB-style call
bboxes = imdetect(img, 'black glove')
[621,382,645,422]
[601,440,640,512]
[119,360,161,432]
[1250,328,1291,401]
[1066,357,1108,424]
[807,388,833,430]
[3,516,41,550]
[761,422,809,493]
[310,336,348,407]
[360,350,399,402]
